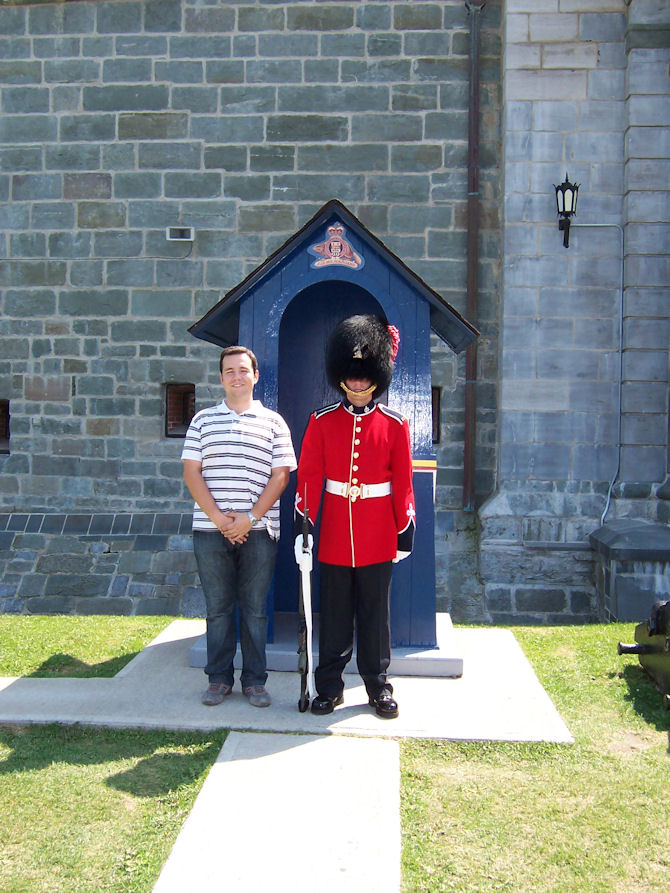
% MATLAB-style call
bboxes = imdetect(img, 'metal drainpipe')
[463,0,486,511]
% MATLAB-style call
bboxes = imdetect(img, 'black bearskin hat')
[325,314,397,395]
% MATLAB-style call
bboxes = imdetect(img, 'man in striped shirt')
[182,346,296,708]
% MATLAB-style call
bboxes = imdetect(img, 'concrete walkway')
[152,732,400,893]
[0,620,572,892]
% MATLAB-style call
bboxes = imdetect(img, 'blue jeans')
[193,530,277,688]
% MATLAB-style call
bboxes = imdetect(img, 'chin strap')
[339,381,377,398]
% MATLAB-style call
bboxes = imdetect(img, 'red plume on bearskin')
[387,325,400,361]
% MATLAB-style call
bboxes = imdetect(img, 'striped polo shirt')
[181,399,296,539]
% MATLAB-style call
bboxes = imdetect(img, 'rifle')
[297,507,315,712]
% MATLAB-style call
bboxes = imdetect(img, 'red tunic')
[295,401,416,567]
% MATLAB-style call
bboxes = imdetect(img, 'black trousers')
[315,561,393,700]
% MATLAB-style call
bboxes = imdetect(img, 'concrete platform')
[0,618,572,743]
[189,611,464,677]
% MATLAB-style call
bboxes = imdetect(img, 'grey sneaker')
[202,682,232,706]
[243,685,271,708]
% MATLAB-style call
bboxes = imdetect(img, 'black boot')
[310,693,344,715]
[368,686,398,719]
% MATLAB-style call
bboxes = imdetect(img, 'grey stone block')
[0,60,42,86]
[138,142,201,169]
[1,113,58,143]
[356,4,392,30]
[171,86,219,115]
[342,58,411,82]
[298,143,386,173]
[393,3,443,31]
[572,445,619,481]
[3,86,50,114]
[500,443,572,480]
[75,597,133,615]
[569,589,595,615]
[223,174,271,201]
[83,85,168,112]
[368,174,430,203]
[47,232,92,258]
[136,596,180,615]
[287,5,355,32]
[623,349,668,382]
[279,84,388,113]
[112,173,162,199]
[628,96,670,128]
[103,58,153,83]
[155,60,203,83]
[0,146,42,173]
[267,115,348,142]
[219,85,276,115]
[391,84,439,113]
[259,33,318,57]
[626,254,670,289]
[352,114,422,142]
[246,60,302,84]
[272,173,365,203]
[580,12,626,42]
[622,381,667,414]
[204,60,244,84]
[78,202,127,229]
[486,586,513,612]
[368,33,403,56]
[97,2,143,34]
[119,112,188,140]
[620,445,666,483]
[0,7,27,36]
[27,596,74,614]
[156,260,204,288]
[145,0,182,33]
[237,6,284,31]
[105,259,154,287]
[622,412,667,446]
[302,59,338,82]
[45,573,110,597]
[191,115,264,143]
[12,173,61,202]
[59,289,128,317]
[538,349,599,381]
[205,145,248,171]
[516,587,567,614]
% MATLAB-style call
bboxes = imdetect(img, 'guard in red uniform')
[294,315,415,718]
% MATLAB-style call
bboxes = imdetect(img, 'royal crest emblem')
[308,221,364,270]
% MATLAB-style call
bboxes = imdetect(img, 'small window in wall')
[0,400,9,454]
[165,383,195,438]
[432,387,441,444]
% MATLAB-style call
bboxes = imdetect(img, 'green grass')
[0,615,173,677]
[2,617,669,891]
[0,724,227,893]
[0,615,216,892]
[401,623,670,892]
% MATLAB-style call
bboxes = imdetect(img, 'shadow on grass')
[0,724,226,797]
[27,652,139,678]
[619,664,670,733]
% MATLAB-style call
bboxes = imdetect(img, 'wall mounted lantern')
[554,172,579,248]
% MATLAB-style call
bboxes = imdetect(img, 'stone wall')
[0,0,667,623]
[0,0,503,618]
[0,509,204,616]
[478,0,670,623]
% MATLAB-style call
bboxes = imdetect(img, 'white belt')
[325,479,391,501]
